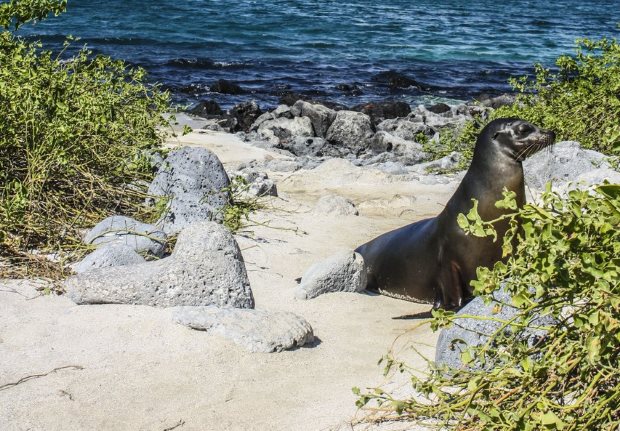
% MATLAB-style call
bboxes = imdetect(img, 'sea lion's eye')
[517,123,533,135]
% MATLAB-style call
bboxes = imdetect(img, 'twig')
[162,419,185,431]
[0,365,84,391]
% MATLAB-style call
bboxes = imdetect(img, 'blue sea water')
[17,0,620,109]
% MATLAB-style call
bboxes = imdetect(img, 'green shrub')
[355,185,620,430]
[0,0,171,274]
[446,37,620,161]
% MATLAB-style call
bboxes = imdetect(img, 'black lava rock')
[229,101,263,132]
[211,79,245,95]
[427,103,452,114]
[372,71,422,89]
[352,101,411,124]
[189,99,224,117]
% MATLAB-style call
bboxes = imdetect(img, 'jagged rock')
[256,116,315,145]
[376,117,434,141]
[524,141,612,189]
[325,111,374,152]
[292,100,337,138]
[352,101,411,124]
[296,250,367,300]
[172,307,314,353]
[66,222,254,308]
[279,136,327,157]
[71,244,146,274]
[370,131,427,165]
[426,102,451,114]
[435,288,555,370]
[313,194,359,216]
[210,79,244,95]
[84,215,167,257]
[230,100,263,132]
[188,99,223,117]
[147,147,230,235]
[335,83,363,95]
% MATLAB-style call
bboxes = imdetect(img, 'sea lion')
[355,118,555,309]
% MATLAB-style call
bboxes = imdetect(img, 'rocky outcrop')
[371,70,423,89]
[230,100,263,132]
[189,99,224,117]
[376,117,435,141]
[66,222,254,308]
[173,307,314,353]
[352,101,411,124]
[147,147,230,235]
[291,100,337,138]
[255,116,315,145]
[295,250,367,300]
[210,79,244,95]
[325,111,374,152]
[524,141,613,189]
[369,131,427,165]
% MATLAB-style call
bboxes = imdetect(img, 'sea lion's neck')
[443,152,525,221]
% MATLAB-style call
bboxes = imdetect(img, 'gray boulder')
[255,116,315,144]
[370,131,427,165]
[325,111,374,152]
[147,147,230,235]
[292,100,337,138]
[84,215,167,257]
[72,244,145,274]
[66,222,254,308]
[435,288,555,370]
[409,152,462,174]
[524,141,612,189]
[172,306,314,353]
[376,117,434,141]
[296,250,367,300]
[281,136,327,157]
[312,194,359,216]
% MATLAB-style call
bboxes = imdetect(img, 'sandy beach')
[0,128,461,431]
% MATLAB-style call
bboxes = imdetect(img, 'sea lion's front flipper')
[433,261,468,310]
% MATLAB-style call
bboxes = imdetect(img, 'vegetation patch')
[356,185,620,430]
[0,0,172,276]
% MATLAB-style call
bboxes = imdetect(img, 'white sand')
[0,130,460,431]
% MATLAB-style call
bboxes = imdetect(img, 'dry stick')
[162,419,185,431]
[0,365,84,392]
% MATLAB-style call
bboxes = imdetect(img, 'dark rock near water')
[66,222,254,309]
[211,79,244,95]
[230,100,263,132]
[426,102,451,114]
[372,70,422,89]
[335,83,363,95]
[278,91,347,111]
[352,101,411,124]
[189,99,224,117]
[147,147,230,235]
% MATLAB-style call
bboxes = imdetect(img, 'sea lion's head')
[478,118,556,162]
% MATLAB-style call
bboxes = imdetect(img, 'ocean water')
[17,0,620,109]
